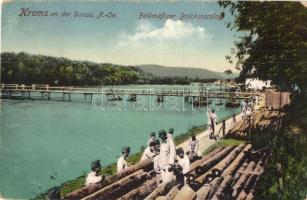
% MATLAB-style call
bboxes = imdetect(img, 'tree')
[219,1,307,90]
[224,69,232,75]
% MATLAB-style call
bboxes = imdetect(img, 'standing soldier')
[117,147,130,173]
[153,140,161,174]
[176,147,190,185]
[85,160,104,186]
[167,128,174,140]
[168,128,176,166]
[157,129,175,184]
[141,141,157,161]
[189,134,200,161]
[208,109,218,140]
[241,99,248,120]
[246,105,252,122]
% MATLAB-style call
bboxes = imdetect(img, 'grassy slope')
[202,138,246,155]
[253,93,307,200]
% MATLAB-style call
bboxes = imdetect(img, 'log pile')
[65,144,271,200]
[226,110,284,139]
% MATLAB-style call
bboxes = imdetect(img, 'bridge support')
[63,92,71,101]
[157,95,164,103]
[84,93,93,102]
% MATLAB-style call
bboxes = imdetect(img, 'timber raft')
[64,144,271,200]
[62,108,284,200]
[1,83,256,102]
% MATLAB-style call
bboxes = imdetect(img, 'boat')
[127,94,137,102]
[192,96,212,107]
[193,100,210,107]
[108,95,122,101]
[225,100,240,108]
[215,100,224,106]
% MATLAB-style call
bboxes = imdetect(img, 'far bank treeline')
[1,52,216,86]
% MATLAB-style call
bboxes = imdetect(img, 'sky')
[1,0,239,72]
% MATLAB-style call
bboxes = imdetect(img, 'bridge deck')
[1,84,257,102]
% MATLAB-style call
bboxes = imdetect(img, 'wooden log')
[236,151,271,200]
[189,147,224,170]
[117,177,157,200]
[131,177,158,199]
[144,181,176,200]
[196,177,229,200]
[164,185,180,200]
[156,197,167,200]
[65,159,153,199]
[231,158,258,198]
[210,144,252,199]
[196,184,211,200]
[173,185,196,200]
[211,144,247,177]
[231,159,249,184]
[189,147,227,175]
[196,145,247,184]
[236,174,256,200]
[195,170,215,184]
[83,170,148,200]
[190,146,235,177]
[238,152,271,200]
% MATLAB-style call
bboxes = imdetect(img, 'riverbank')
[32,110,242,199]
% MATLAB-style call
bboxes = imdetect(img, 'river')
[0,84,240,199]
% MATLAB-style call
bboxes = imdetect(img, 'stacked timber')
[66,144,271,200]
[63,159,153,199]
[226,109,284,139]
[170,144,271,200]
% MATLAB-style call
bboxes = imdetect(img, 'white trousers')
[161,168,174,184]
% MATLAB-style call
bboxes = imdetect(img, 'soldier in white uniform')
[157,129,175,184]
[117,147,130,173]
[246,106,252,121]
[208,109,217,140]
[85,160,104,186]
[141,141,157,161]
[241,100,248,120]
[176,147,190,185]
[147,132,156,146]
[168,128,176,166]
[167,128,174,140]
[153,140,161,174]
[189,134,200,161]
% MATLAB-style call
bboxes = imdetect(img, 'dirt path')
[178,93,265,154]
[178,112,243,153]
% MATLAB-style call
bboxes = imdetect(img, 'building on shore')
[245,78,272,91]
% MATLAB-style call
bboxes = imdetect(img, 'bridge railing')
[1,84,259,97]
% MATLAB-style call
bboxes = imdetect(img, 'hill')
[136,64,238,80]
